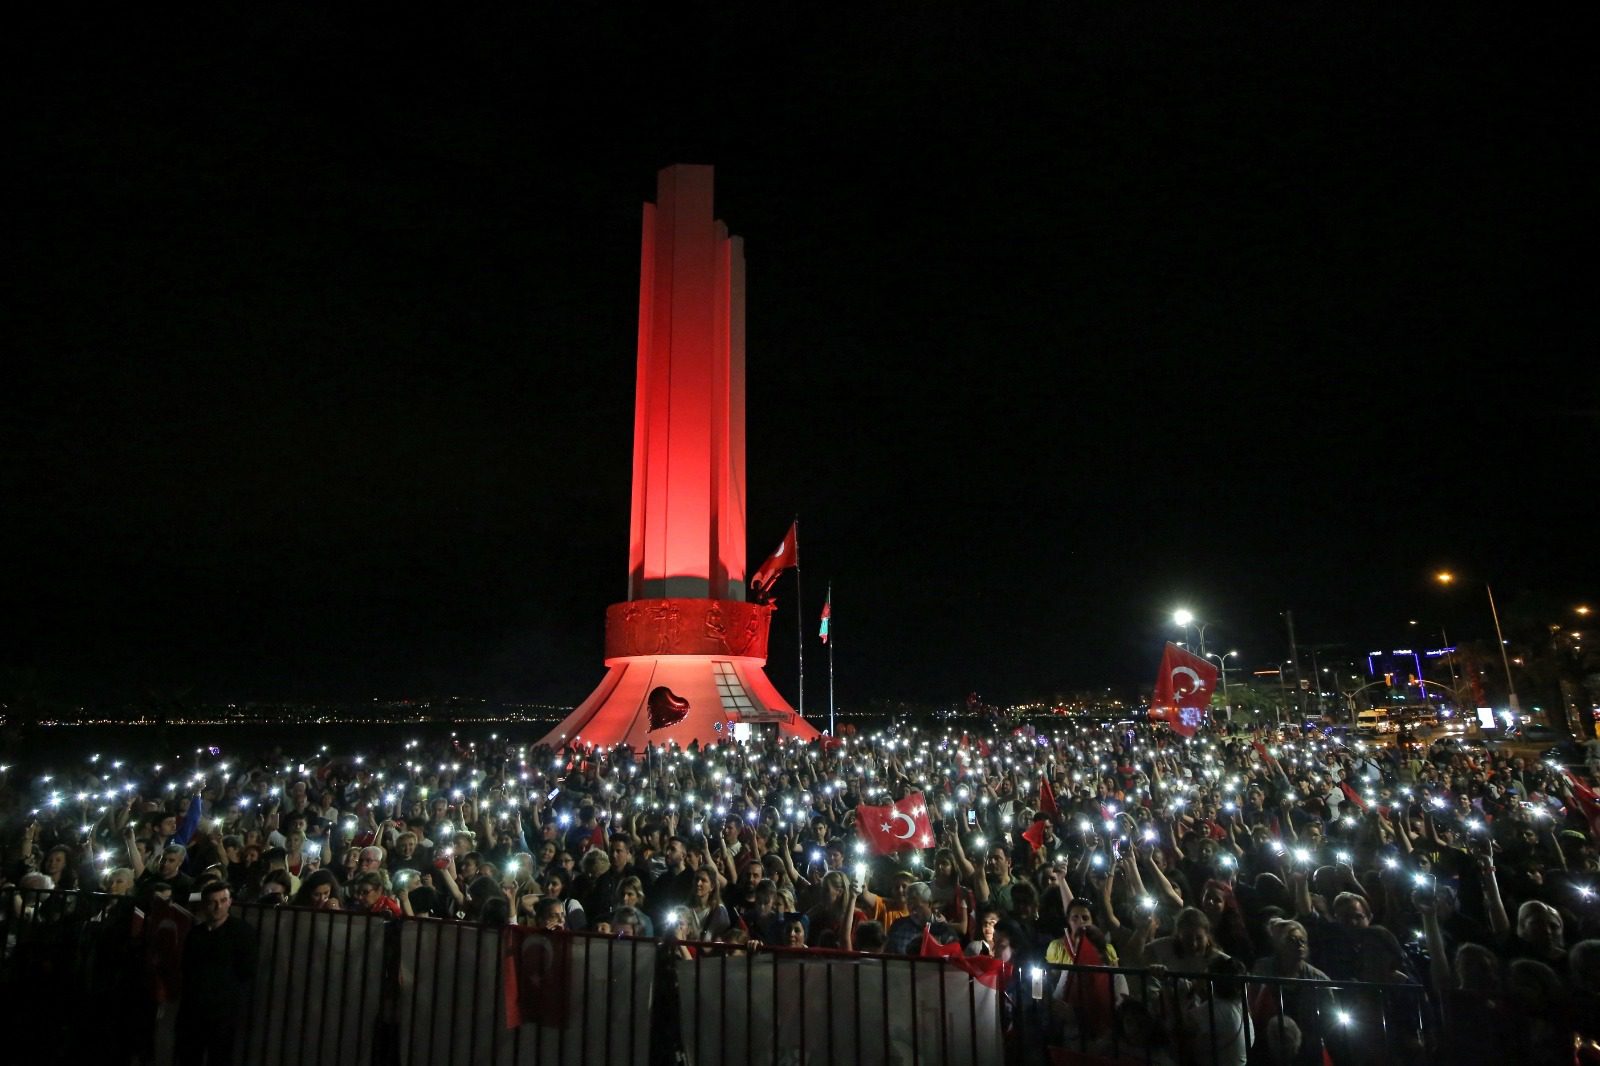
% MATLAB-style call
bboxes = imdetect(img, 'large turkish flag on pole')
[857,792,935,854]
[750,521,799,598]
[1148,642,1219,737]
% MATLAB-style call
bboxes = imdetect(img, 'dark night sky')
[7,9,1596,709]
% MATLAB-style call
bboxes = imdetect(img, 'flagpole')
[827,582,836,736]
[794,519,804,718]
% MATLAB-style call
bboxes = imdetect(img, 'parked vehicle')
[1356,708,1395,734]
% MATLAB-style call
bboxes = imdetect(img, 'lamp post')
[1437,571,1522,716]
[1173,609,1210,657]
[1206,650,1238,707]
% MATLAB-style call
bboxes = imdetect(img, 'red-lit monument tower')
[538,166,819,750]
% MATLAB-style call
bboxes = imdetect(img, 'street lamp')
[1436,571,1522,716]
[1205,650,1238,706]
[1172,609,1210,656]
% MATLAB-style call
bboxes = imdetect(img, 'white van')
[1356,708,1395,734]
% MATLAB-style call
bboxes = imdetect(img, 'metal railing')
[1009,959,1428,1066]
[1,886,1444,1066]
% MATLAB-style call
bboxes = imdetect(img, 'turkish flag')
[920,925,960,959]
[857,791,935,854]
[750,522,799,598]
[1021,819,1047,853]
[1147,642,1219,737]
[502,926,572,1029]
[144,899,192,1003]
[1038,777,1059,816]
[954,951,1013,991]
[1060,934,1116,1037]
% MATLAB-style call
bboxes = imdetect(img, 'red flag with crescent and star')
[1562,769,1600,840]
[857,791,935,855]
[750,521,799,599]
[1148,642,1219,738]
[502,925,572,1028]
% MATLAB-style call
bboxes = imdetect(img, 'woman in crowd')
[291,868,342,909]
[684,866,732,941]
[42,846,77,891]
[541,866,586,931]
[1248,918,1332,1065]
[804,870,865,948]
[615,874,655,935]
[1136,907,1226,975]
[257,869,293,904]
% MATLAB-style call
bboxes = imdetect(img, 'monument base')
[537,599,820,750]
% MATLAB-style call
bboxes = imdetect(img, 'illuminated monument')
[539,166,819,751]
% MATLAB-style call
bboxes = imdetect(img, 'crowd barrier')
[676,945,1003,1065]
[245,903,387,1066]
[397,918,656,1066]
[1012,959,1427,1066]
[1,887,1432,1066]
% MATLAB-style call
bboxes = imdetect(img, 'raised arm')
[948,827,977,880]
[1417,890,1453,999]
[1390,802,1415,856]
[1099,863,1121,931]
[1138,852,1183,909]
[1289,867,1314,919]
[1047,863,1074,913]
[776,833,804,887]
[1479,854,1509,937]
[1126,911,1159,967]
[124,824,146,879]
[436,856,467,907]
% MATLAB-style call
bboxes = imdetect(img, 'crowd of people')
[5,716,1600,1064]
